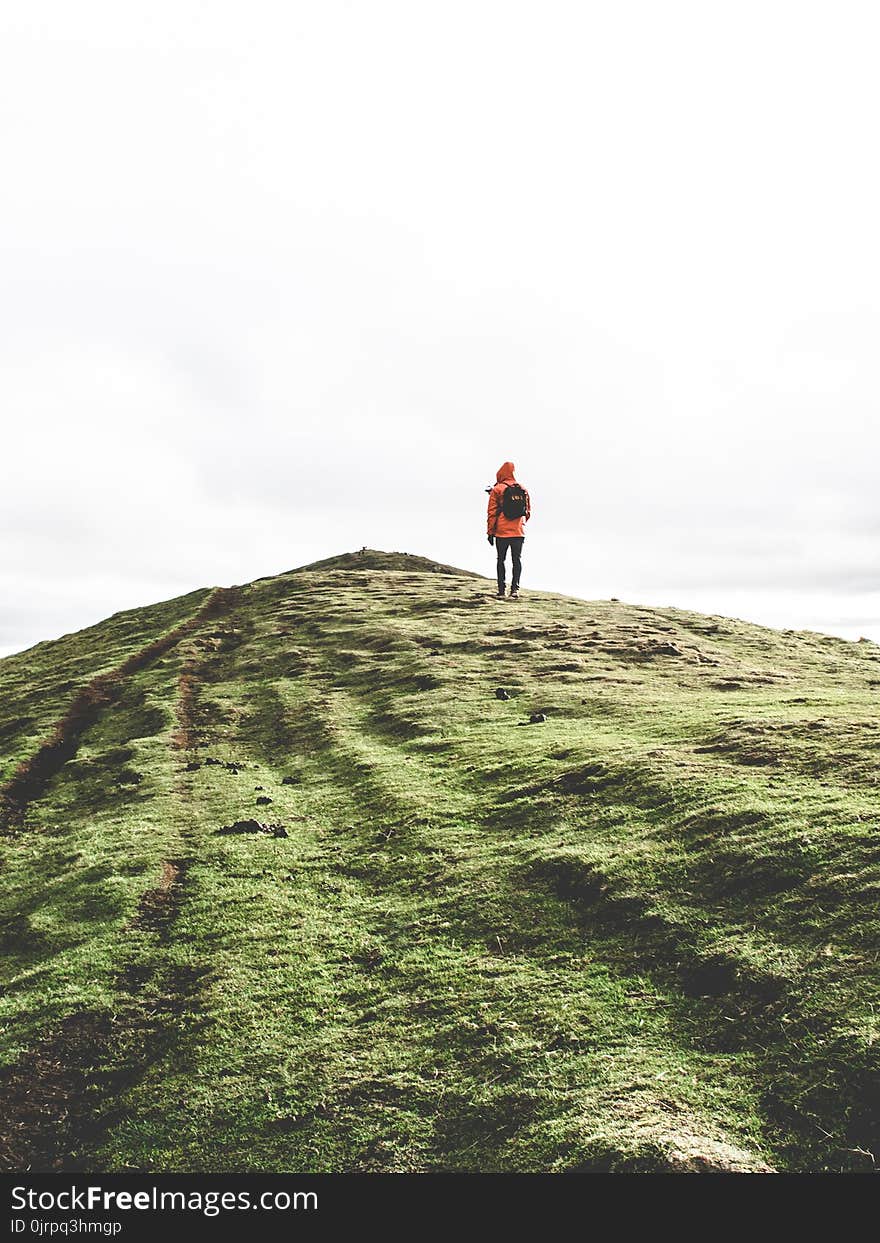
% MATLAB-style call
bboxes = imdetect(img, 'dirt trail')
[0,595,238,1170]
[0,587,237,826]
[0,848,204,1171]
[129,859,185,935]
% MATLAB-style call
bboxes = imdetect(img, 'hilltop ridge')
[277,548,485,579]
[1,552,879,1172]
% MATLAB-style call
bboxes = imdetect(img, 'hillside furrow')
[0,587,237,826]
[292,690,775,1171]
[0,616,241,1169]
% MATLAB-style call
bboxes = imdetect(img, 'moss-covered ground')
[2,550,879,1172]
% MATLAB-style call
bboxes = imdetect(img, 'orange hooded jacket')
[487,462,531,539]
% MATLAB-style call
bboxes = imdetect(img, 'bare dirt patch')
[129,860,185,935]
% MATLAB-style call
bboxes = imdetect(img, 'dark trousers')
[495,537,524,593]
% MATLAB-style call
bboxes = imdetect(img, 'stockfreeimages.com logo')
[10,1184,318,1222]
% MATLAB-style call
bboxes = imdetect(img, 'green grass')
[2,549,879,1172]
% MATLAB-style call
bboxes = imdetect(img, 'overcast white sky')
[2,1,879,657]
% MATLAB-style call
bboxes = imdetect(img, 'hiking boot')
[509,586,520,599]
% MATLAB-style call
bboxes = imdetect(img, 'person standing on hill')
[486,461,531,599]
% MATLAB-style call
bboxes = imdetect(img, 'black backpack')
[501,483,527,519]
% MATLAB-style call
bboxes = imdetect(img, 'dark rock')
[495,688,510,700]
[217,819,264,835]
[281,776,299,786]
[204,758,222,766]
[217,819,288,838]
[256,796,273,806]
[255,786,264,791]
[185,761,201,772]
[529,712,546,724]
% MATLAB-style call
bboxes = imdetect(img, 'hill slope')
[1,550,879,1172]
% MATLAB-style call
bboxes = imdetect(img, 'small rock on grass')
[529,712,546,724]
[256,796,273,806]
[495,687,510,700]
[217,819,263,835]
[217,819,288,838]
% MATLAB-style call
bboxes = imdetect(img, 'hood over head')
[496,461,516,483]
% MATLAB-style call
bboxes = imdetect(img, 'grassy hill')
[1,549,879,1173]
